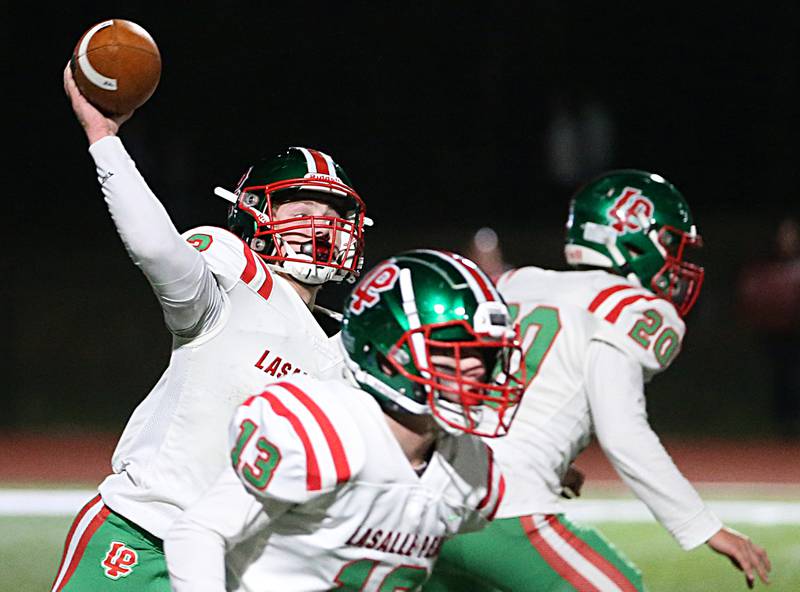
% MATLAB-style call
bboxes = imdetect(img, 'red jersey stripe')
[587,284,631,312]
[520,515,598,591]
[487,474,505,521]
[477,445,494,510]
[258,391,322,491]
[241,243,258,284]
[54,504,110,592]
[50,494,101,591]
[277,382,351,484]
[308,149,330,175]
[604,294,659,323]
[255,257,274,300]
[549,515,639,592]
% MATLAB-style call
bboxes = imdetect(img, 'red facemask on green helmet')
[565,169,704,316]
[219,147,368,285]
[340,249,526,438]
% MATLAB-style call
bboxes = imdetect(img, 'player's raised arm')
[64,64,221,337]
[63,63,132,143]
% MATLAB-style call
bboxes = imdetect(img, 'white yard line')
[565,499,800,525]
[0,490,96,516]
[2,489,800,524]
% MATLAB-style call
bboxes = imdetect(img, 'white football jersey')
[99,225,344,538]
[166,374,504,592]
[488,267,685,517]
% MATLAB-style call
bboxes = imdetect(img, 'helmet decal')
[348,262,401,314]
[607,187,655,234]
[415,249,503,304]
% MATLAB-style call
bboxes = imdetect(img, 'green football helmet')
[220,146,367,285]
[565,169,704,316]
[340,249,526,438]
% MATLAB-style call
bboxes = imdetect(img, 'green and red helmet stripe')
[293,146,338,178]
[417,249,500,303]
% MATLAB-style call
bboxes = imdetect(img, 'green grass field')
[3,515,797,591]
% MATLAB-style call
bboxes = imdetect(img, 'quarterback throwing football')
[52,65,368,592]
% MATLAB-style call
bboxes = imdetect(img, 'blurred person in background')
[51,65,368,591]
[426,170,771,591]
[737,216,800,438]
[464,227,512,282]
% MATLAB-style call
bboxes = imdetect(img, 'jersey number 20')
[628,309,680,367]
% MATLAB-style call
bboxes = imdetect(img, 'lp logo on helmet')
[607,187,654,234]
[349,263,400,314]
[101,541,138,580]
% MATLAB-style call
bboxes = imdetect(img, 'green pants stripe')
[425,514,644,592]
[51,494,171,591]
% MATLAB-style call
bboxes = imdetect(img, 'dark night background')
[4,3,799,436]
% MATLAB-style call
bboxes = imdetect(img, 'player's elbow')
[595,428,637,461]
[134,242,181,270]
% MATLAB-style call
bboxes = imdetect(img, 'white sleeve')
[88,136,223,336]
[164,466,289,592]
[586,341,722,550]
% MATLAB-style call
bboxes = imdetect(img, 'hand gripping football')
[71,19,161,115]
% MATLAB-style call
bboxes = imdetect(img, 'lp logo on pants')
[102,541,138,579]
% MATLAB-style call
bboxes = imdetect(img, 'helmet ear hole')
[242,192,261,207]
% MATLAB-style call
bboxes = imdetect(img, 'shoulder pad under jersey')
[228,375,366,504]
[587,281,686,379]
[495,266,545,300]
[181,226,273,295]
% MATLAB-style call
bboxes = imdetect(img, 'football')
[70,19,161,115]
